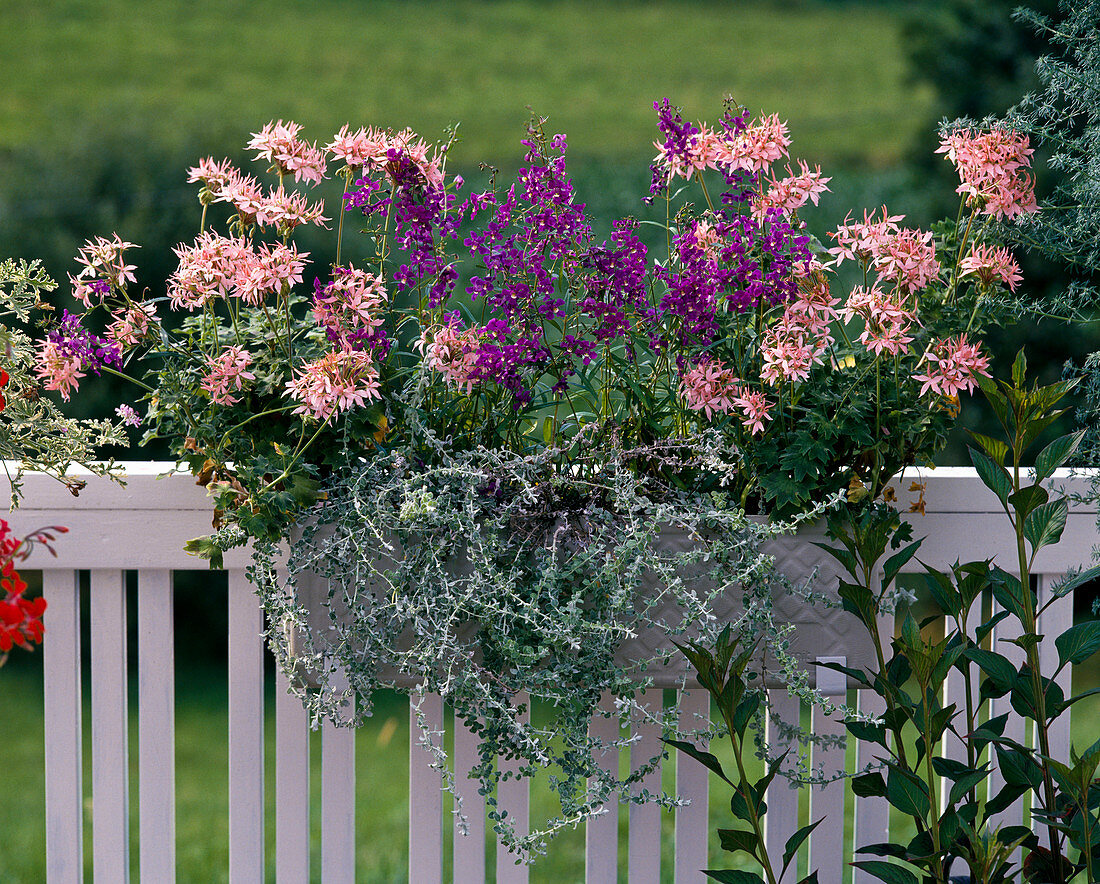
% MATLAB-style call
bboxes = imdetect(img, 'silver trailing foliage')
[251,430,824,856]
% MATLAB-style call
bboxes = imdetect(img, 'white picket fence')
[16,463,1098,883]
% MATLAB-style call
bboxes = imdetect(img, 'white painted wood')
[138,569,175,882]
[585,692,620,881]
[852,688,889,884]
[496,691,530,884]
[43,569,83,884]
[628,694,663,884]
[1037,574,1073,764]
[228,569,265,882]
[90,569,130,883]
[21,465,1099,882]
[409,692,444,884]
[321,678,356,884]
[852,611,892,884]
[275,668,310,884]
[765,690,802,870]
[810,664,848,884]
[453,711,487,884]
[675,689,710,884]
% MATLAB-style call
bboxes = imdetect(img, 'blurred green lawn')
[0,0,933,170]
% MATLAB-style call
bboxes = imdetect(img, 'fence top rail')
[5,462,1098,570]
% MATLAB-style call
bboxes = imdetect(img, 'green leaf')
[183,535,224,570]
[782,819,823,874]
[1034,431,1085,480]
[882,540,923,588]
[1008,483,1049,520]
[704,871,766,884]
[887,766,930,819]
[995,745,1043,789]
[967,648,1017,691]
[849,860,919,884]
[1011,348,1027,388]
[661,739,733,787]
[796,874,819,884]
[717,827,758,857]
[969,448,1011,507]
[852,771,888,797]
[989,569,1029,622]
[948,766,989,805]
[1056,620,1100,668]
[1023,498,1068,553]
[813,541,858,580]
[847,720,887,747]
[969,431,1011,466]
[856,843,907,859]
[984,783,1028,817]
[731,692,762,739]
[1053,565,1100,599]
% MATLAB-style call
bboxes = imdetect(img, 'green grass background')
[0,0,932,171]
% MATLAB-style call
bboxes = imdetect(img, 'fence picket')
[1037,574,1072,764]
[90,569,130,883]
[228,569,265,882]
[496,691,530,884]
[409,692,444,884]
[321,670,356,884]
[275,668,311,884]
[852,613,891,884]
[628,693,663,884]
[852,687,889,884]
[43,569,83,884]
[765,689,802,869]
[138,569,175,882]
[810,660,848,884]
[585,692,620,881]
[453,711,487,883]
[675,689,710,884]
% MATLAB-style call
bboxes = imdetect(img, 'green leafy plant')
[0,258,123,505]
[667,625,822,884]
[813,357,1100,884]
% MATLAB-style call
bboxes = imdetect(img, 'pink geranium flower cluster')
[246,120,328,185]
[761,280,838,384]
[752,160,831,221]
[830,209,941,295]
[201,346,256,406]
[187,162,329,232]
[286,349,382,422]
[34,340,84,402]
[936,128,1038,220]
[168,233,309,310]
[829,207,905,266]
[844,285,918,357]
[70,234,138,307]
[679,357,773,434]
[419,323,484,394]
[654,112,791,182]
[312,266,388,346]
[912,334,991,398]
[108,301,158,348]
[960,244,1023,292]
